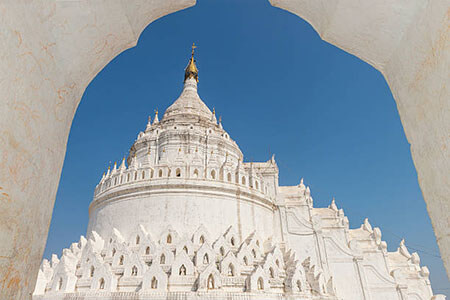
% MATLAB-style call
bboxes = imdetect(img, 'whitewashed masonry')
[33,48,445,300]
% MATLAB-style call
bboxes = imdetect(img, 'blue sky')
[44,0,449,295]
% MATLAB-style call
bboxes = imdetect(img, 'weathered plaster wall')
[0,0,448,298]
[0,1,195,298]
[270,0,449,276]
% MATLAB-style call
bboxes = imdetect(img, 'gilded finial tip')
[191,42,197,56]
[185,43,199,82]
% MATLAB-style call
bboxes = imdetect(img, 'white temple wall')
[363,264,400,300]
[281,204,406,300]
[283,209,321,268]
[87,189,275,243]
[329,260,366,299]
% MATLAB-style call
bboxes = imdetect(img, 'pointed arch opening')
[151,276,158,289]
[179,264,186,276]
[99,278,105,290]
[257,277,264,290]
[296,280,302,292]
[207,273,215,290]
[228,263,235,276]
[131,265,138,276]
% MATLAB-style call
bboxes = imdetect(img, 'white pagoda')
[33,45,444,300]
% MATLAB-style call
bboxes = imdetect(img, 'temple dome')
[161,78,213,125]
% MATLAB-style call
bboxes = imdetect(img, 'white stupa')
[33,45,444,300]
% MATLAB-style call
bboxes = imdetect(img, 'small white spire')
[153,109,159,124]
[373,227,382,245]
[299,178,304,187]
[50,254,59,267]
[111,161,117,175]
[399,239,411,258]
[145,115,152,131]
[119,157,126,171]
[411,252,421,265]
[363,218,373,233]
[211,108,217,124]
[106,165,111,177]
[219,116,223,129]
[329,197,338,211]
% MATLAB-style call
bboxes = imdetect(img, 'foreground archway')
[0,0,447,298]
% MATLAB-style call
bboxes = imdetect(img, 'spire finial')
[185,43,199,82]
[191,42,196,56]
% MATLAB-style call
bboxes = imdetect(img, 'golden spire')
[184,43,199,82]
